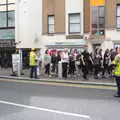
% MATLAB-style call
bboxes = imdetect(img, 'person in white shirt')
[61,48,69,78]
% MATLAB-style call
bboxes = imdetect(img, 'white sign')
[12,54,20,73]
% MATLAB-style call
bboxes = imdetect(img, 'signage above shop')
[46,40,87,48]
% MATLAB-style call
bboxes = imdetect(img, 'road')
[0,80,119,120]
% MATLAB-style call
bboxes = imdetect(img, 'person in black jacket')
[102,49,111,78]
[81,50,90,79]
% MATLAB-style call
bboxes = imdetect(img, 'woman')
[44,50,51,77]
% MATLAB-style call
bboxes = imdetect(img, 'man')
[29,48,38,78]
[112,53,120,97]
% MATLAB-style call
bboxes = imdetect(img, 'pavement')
[0,80,119,120]
[0,67,116,87]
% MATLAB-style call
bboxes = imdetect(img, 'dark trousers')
[45,64,50,75]
[30,66,37,78]
[51,63,56,73]
[62,62,68,78]
[115,76,120,96]
[82,64,88,79]
[94,64,100,77]
[69,61,76,75]
[102,64,110,77]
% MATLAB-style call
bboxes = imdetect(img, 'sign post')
[12,54,20,77]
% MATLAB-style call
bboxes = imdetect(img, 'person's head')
[115,54,120,63]
[104,49,109,54]
[45,49,48,54]
[64,48,68,53]
[99,49,102,55]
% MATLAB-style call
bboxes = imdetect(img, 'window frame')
[0,0,15,40]
[68,13,81,34]
[92,6,105,36]
[0,0,15,28]
[116,4,120,29]
[48,15,55,34]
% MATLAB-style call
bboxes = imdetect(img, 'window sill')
[66,34,83,39]
[47,33,55,36]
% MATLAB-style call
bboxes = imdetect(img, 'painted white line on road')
[0,100,90,119]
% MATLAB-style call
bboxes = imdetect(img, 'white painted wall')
[106,29,120,41]
[42,35,66,46]
[15,0,43,48]
[65,0,84,35]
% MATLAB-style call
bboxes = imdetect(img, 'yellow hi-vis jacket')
[112,61,120,76]
[29,51,37,66]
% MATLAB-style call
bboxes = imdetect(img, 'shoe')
[114,94,120,97]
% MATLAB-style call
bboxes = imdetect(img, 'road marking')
[0,78,116,90]
[0,100,90,119]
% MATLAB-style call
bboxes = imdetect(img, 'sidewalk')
[0,68,116,87]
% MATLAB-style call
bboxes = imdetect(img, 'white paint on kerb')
[0,100,91,119]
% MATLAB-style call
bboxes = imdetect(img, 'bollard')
[58,61,62,79]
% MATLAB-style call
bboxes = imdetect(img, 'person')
[61,48,69,79]
[68,52,75,76]
[29,48,38,78]
[56,51,61,74]
[112,53,120,97]
[36,49,42,77]
[51,52,57,73]
[81,49,90,79]
[102,49,111,78]
[94,49,103,79]
[3,53,9,68]
[44,50,51,77]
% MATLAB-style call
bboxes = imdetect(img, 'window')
[0,0,6,4]
[0,0,15,40]
[92,6,105,35]
[8,11,15,27]
[0,0,15,28]
[48,15,55,34]
[0,11,7,27]
[117,5,120,28]
[69,13,80,34]
[0,29,15,39]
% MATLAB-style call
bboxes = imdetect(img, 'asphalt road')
[0,80,119,120]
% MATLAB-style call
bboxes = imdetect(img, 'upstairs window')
[117,4,120,29]
[69,13,80,34]
[48,15,55,34]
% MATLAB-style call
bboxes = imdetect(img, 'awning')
[46,39,87,48]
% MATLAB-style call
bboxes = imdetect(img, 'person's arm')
[81,55,85,65]
[89,56,94,64]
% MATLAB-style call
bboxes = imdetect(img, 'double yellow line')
[0,78,116,91]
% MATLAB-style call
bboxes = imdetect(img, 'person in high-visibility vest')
[29,48,38,78]
[112,54,120,97]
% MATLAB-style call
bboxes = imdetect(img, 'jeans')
[115,76,120,96]
[30,66,37,78]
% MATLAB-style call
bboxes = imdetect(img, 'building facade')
[105,0,120,48]
[15,0,120,53]
[42,0,86,52]
[15,0,43,49]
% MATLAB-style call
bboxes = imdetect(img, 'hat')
[31,48,35,51]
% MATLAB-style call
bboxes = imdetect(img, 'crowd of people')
[29,47,120,80]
